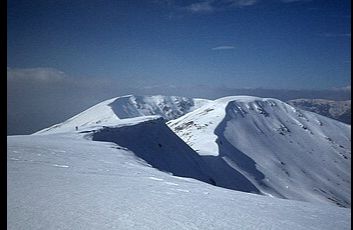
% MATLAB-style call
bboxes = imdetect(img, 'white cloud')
[212,45,235,50]
[7,67,67,83]
[186,1,214,13]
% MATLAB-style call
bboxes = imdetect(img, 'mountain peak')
[34,95,211,134]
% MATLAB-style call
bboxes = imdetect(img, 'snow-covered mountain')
[8,132,350,230]
[287,99,351,124]
[33,95,351,207]
[35,95,210,134]
[8,94,351,229]
[168,96,351,207]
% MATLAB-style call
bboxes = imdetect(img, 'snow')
[7,94,351,229]
[90,117,213,184]
[168,96,351,207]
[35,95,210,134]
[8,132,350,230]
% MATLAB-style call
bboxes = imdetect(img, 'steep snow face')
[287,99,351,124]
[34,95,210,134]
[168,96,351,207]
[8,133,351,230]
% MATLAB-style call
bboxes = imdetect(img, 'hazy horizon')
[7,78,351,135]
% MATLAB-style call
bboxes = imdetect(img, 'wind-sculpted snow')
[34,95,210,134]
[7,134,351,230]
[168,96,351,207]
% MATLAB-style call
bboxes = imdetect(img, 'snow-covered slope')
[90,117,214,185]
[35,95,210,134]
[32,95,351,208]
[8,132,351,230]
[168,96,351,207]
[287,99,351,124]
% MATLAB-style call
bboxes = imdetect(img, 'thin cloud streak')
[212,46,235,50]
[322,33,351,37]
[159,0,258,14]
[7,67,67,83]
[229,0,258,6]
[156,0,313,14]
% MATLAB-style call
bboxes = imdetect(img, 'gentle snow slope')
[35,95,210,134]
[8,131,350,230]
[168,96,351,207]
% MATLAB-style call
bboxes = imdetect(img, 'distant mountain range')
[287,99,351,124]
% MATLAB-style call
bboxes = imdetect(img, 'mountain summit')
[35,95,210,134]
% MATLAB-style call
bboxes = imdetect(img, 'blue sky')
[8,0,351,89]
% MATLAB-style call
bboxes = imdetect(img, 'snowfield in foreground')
[8,133,350,230]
